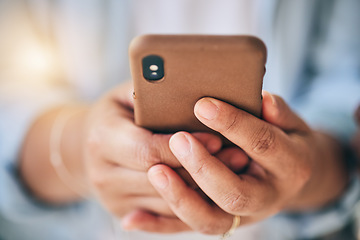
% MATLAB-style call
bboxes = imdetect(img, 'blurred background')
[1,0,360,240]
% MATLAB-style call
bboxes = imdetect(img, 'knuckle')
[136,143,162,170]
[222,190,249,214]
[223,110,241,134]
[249,125,276,154]
[170,195,185,210]
[151,134,168,163]
[137,133,171,170]
[192,159,208,177]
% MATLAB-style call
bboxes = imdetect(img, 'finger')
[192,132,222,154]
[169,132,276,216]
[128,197,174,217]
[173,167,198,190]
[105,196,174,218]
[216,147,249,173]
[262,91,310,133]
[89,164,159,197]
[174,134,223,191]
[88,116,179,170]
[194,97,293,172]
[88,114,221,171]
[121,210,190,233]
[148,164,235,235]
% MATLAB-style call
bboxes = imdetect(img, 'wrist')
[20,105,90,204]
[286,132,349,211]
[59,105,90,197]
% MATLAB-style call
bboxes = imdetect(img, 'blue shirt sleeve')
[265,0,360,238]
[291,0,360,142]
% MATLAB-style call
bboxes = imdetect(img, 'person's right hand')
[83,82,224,224]
[123,92,348,235]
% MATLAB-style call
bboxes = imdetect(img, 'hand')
[120,146,249,232]
[83,82,224,222]
[138,91,348,235]
[20,80,242,233]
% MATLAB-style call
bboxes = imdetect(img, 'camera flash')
[149,65,159,71]
[151,72,158,76]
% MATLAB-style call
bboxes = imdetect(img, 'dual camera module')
[142,55,164,81]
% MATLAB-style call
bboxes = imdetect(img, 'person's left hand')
[122,91,348,235]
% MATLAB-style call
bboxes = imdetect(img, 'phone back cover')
[130,35,266,133]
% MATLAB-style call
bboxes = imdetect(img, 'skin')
[123,91,349,235]
[20,82,348,235]
[20,82,240,230]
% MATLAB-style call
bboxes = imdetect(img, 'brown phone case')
[129,34,266,134]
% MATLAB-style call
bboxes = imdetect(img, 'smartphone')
[129,34,266,134]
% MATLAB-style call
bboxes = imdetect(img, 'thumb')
[262,91,310,133]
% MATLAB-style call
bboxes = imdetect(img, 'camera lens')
[142,55,164,81]
[149,65,159,71]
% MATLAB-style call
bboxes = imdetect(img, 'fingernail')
[149,170,168,189]
[263,90,276,106]
[195,99,218,120]
[170,133,191,157]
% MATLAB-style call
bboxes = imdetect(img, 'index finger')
[169,132,276,216]
[194,97,293,174]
